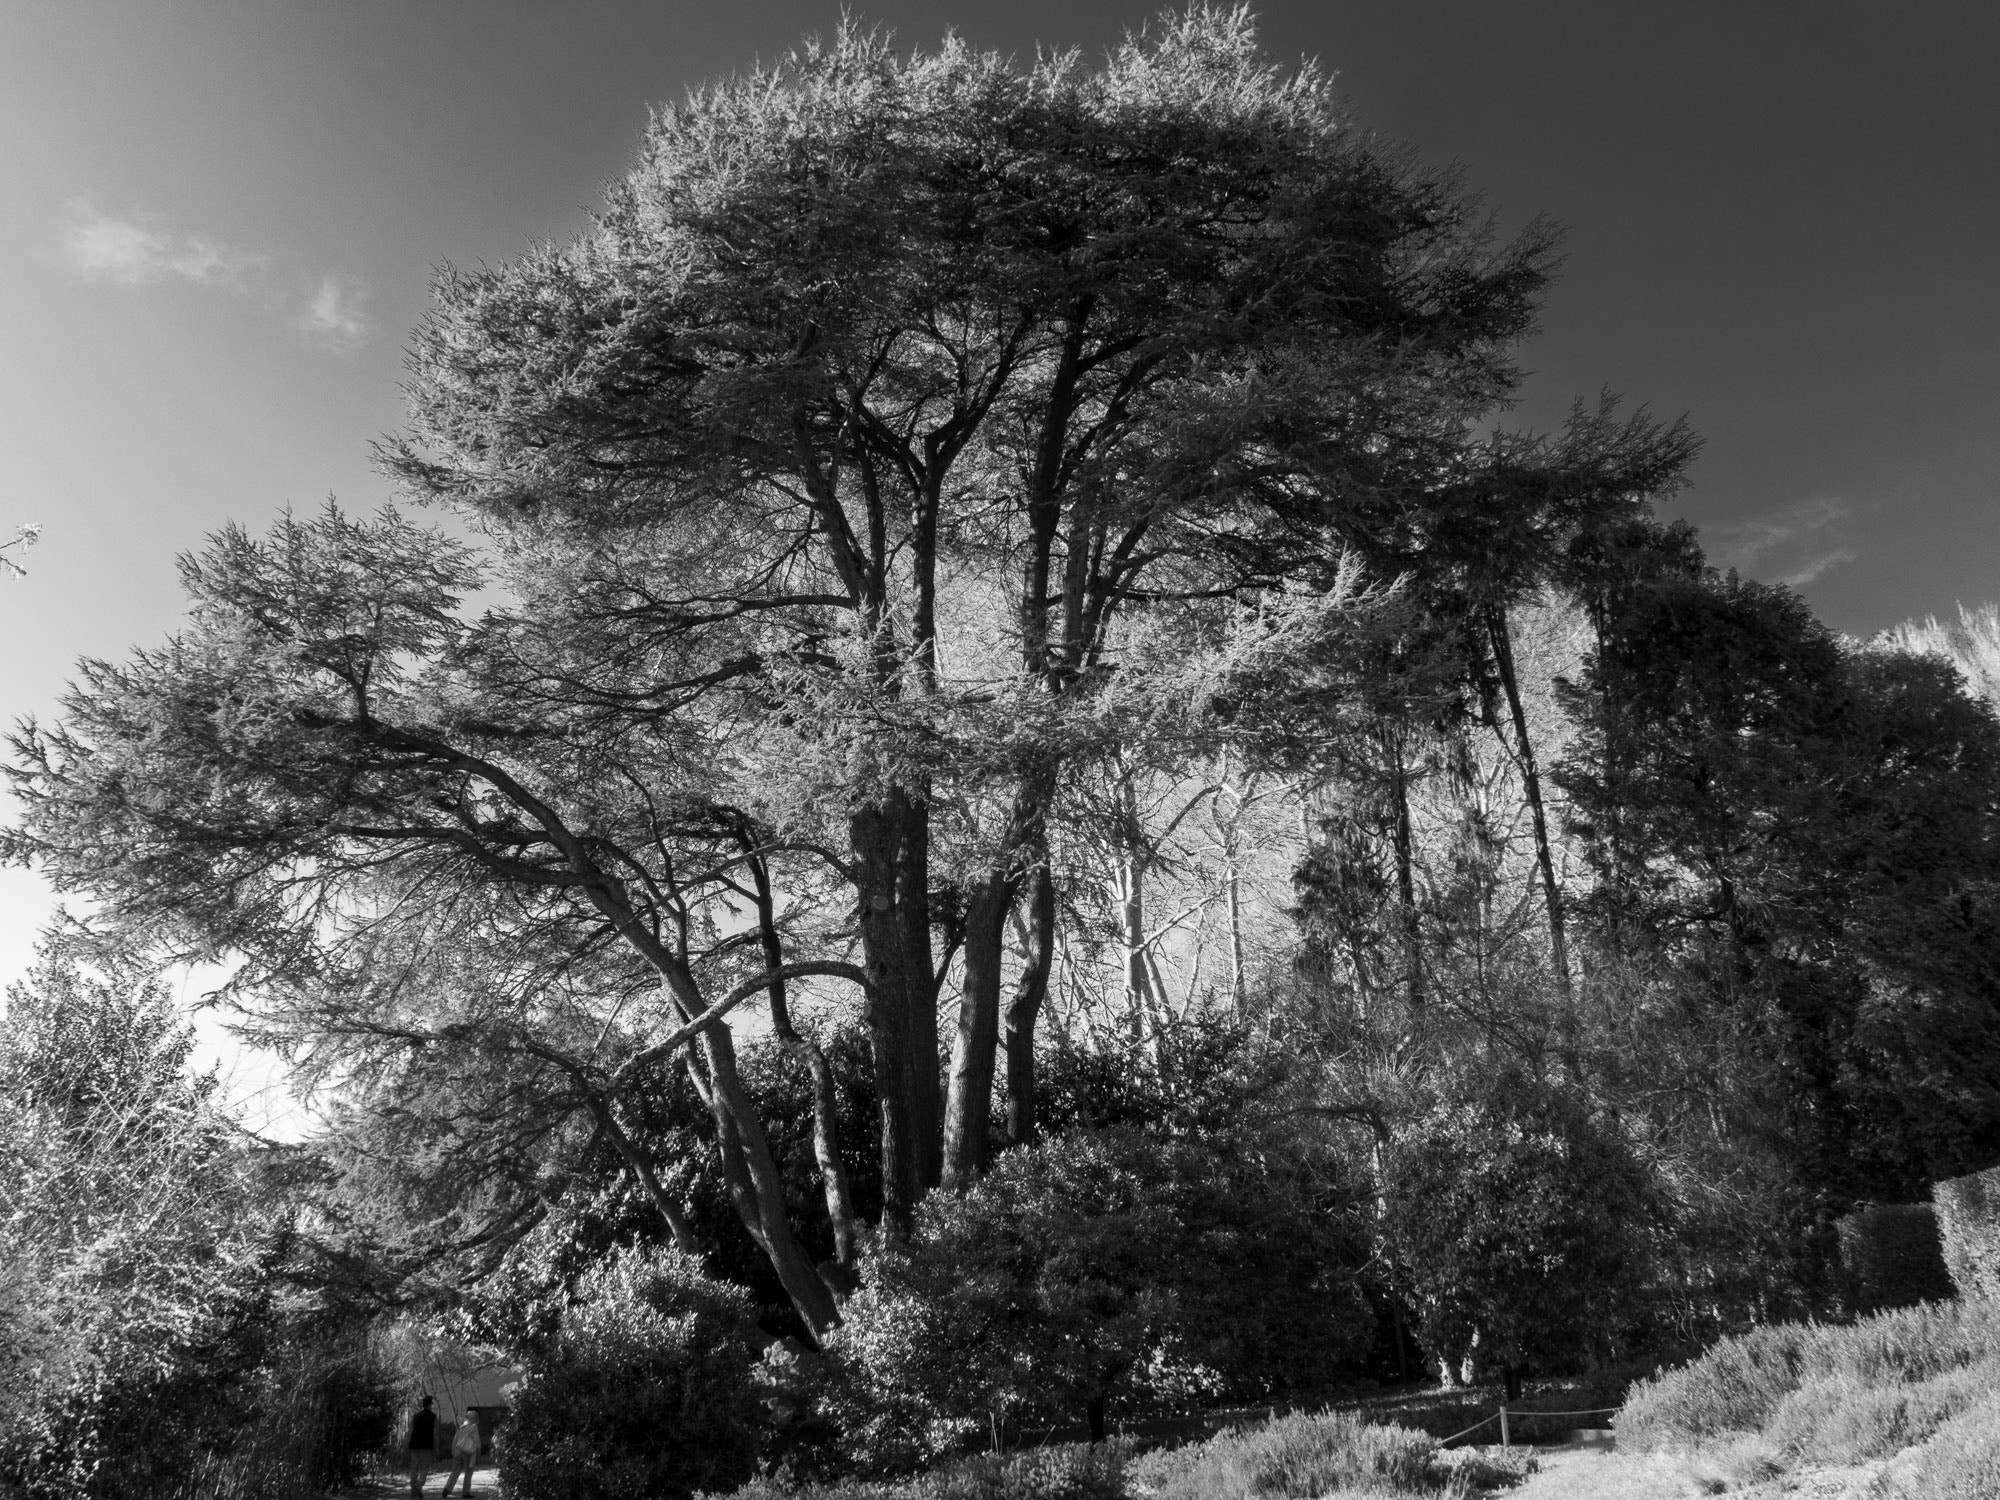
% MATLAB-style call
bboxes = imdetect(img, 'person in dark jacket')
[406,1396,439,1496]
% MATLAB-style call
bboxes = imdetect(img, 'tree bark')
[1486,603,1578,1031]
[746,842,860,1270]
[587,1097,700,1257]
[895,794,942,1191]
[1005,864,1056,1147]
[678,1025,841,1338]
[943,868,1012,1190]
[852,797,923,1236]
[1385,729,1425,1010]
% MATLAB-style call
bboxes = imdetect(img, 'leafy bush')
[1933,1166,2000,1298]
[1618,1296,2000,1461]
[498,1242,763,1500]
[1836,1202,1954,1313]
[827,1128,1368,1468]
[1125,1409,1451,1499]
[1381,1074,1651,1396]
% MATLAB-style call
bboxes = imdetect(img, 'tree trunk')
[1386,730,1424,1010]
[1085,1392,1108,1444]
[1117,855,1152,1041]
[852,796,927,1235]
[896,792,942,1191]
[1005,864,1056,1147]
[679,1026,842,1339]
[588,1097,701,1257]
[577,860,840,1339]
[793,1038,859,1271]
[746,845,860,1270]
[943,868,1011,1190]
[1224,850,1247,1017]
[1486,602,1574,1009]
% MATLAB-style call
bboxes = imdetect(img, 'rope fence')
[1436,1403,1623,1448]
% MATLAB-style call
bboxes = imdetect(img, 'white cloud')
[295,273,372,354]
[55,200,373,354]
[58,201,265,288]
[1705,497,1858,588]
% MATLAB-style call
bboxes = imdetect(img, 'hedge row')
[1933,1167,2000,1300]
[1836,1202,1954,1314]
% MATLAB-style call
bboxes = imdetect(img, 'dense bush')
[1836,1202,1954,1314]
[498,1242,763,1500]
[1933,1166,2000,1298]
[1381,1074,1652,1397]
[1618,1296,2000,1459]
[827,1127,1368,1467]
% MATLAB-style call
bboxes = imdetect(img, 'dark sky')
[2,0,1997,995]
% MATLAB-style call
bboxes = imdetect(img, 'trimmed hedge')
[1933,1167,2000,1299]
[1837,1203,1954,1314]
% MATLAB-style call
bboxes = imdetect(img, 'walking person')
[440,1409,481,1497]
[406,1395,439,1496]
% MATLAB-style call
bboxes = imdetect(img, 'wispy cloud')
[1705,497,1858,588]
[295,274,373,353]
[55,200,373,355]
[59,202,266,289]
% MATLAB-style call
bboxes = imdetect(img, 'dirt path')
[1500,1447,1692,1500]
[338,1461,500,1499]
[1499,1447,1895,1500]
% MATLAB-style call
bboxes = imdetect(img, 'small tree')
[0,943,317,1499]
[1382,1075,1651,1399]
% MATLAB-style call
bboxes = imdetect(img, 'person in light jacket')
[440,1408,481,1497]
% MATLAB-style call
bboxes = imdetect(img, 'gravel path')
[1499,1446,1896,1500]
[1502,1449,1693,1500]
[338,1462,499,1499]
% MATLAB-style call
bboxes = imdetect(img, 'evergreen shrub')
[500,1245,762,1500]
[1933,1166,2000,1299]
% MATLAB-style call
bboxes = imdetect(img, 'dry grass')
[1126,1409,1469,1500]
[1616,1296,2000,1495]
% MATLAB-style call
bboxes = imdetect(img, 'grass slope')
[1617,1296,2000,1495]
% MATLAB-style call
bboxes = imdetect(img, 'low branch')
[612,959,871,1085]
